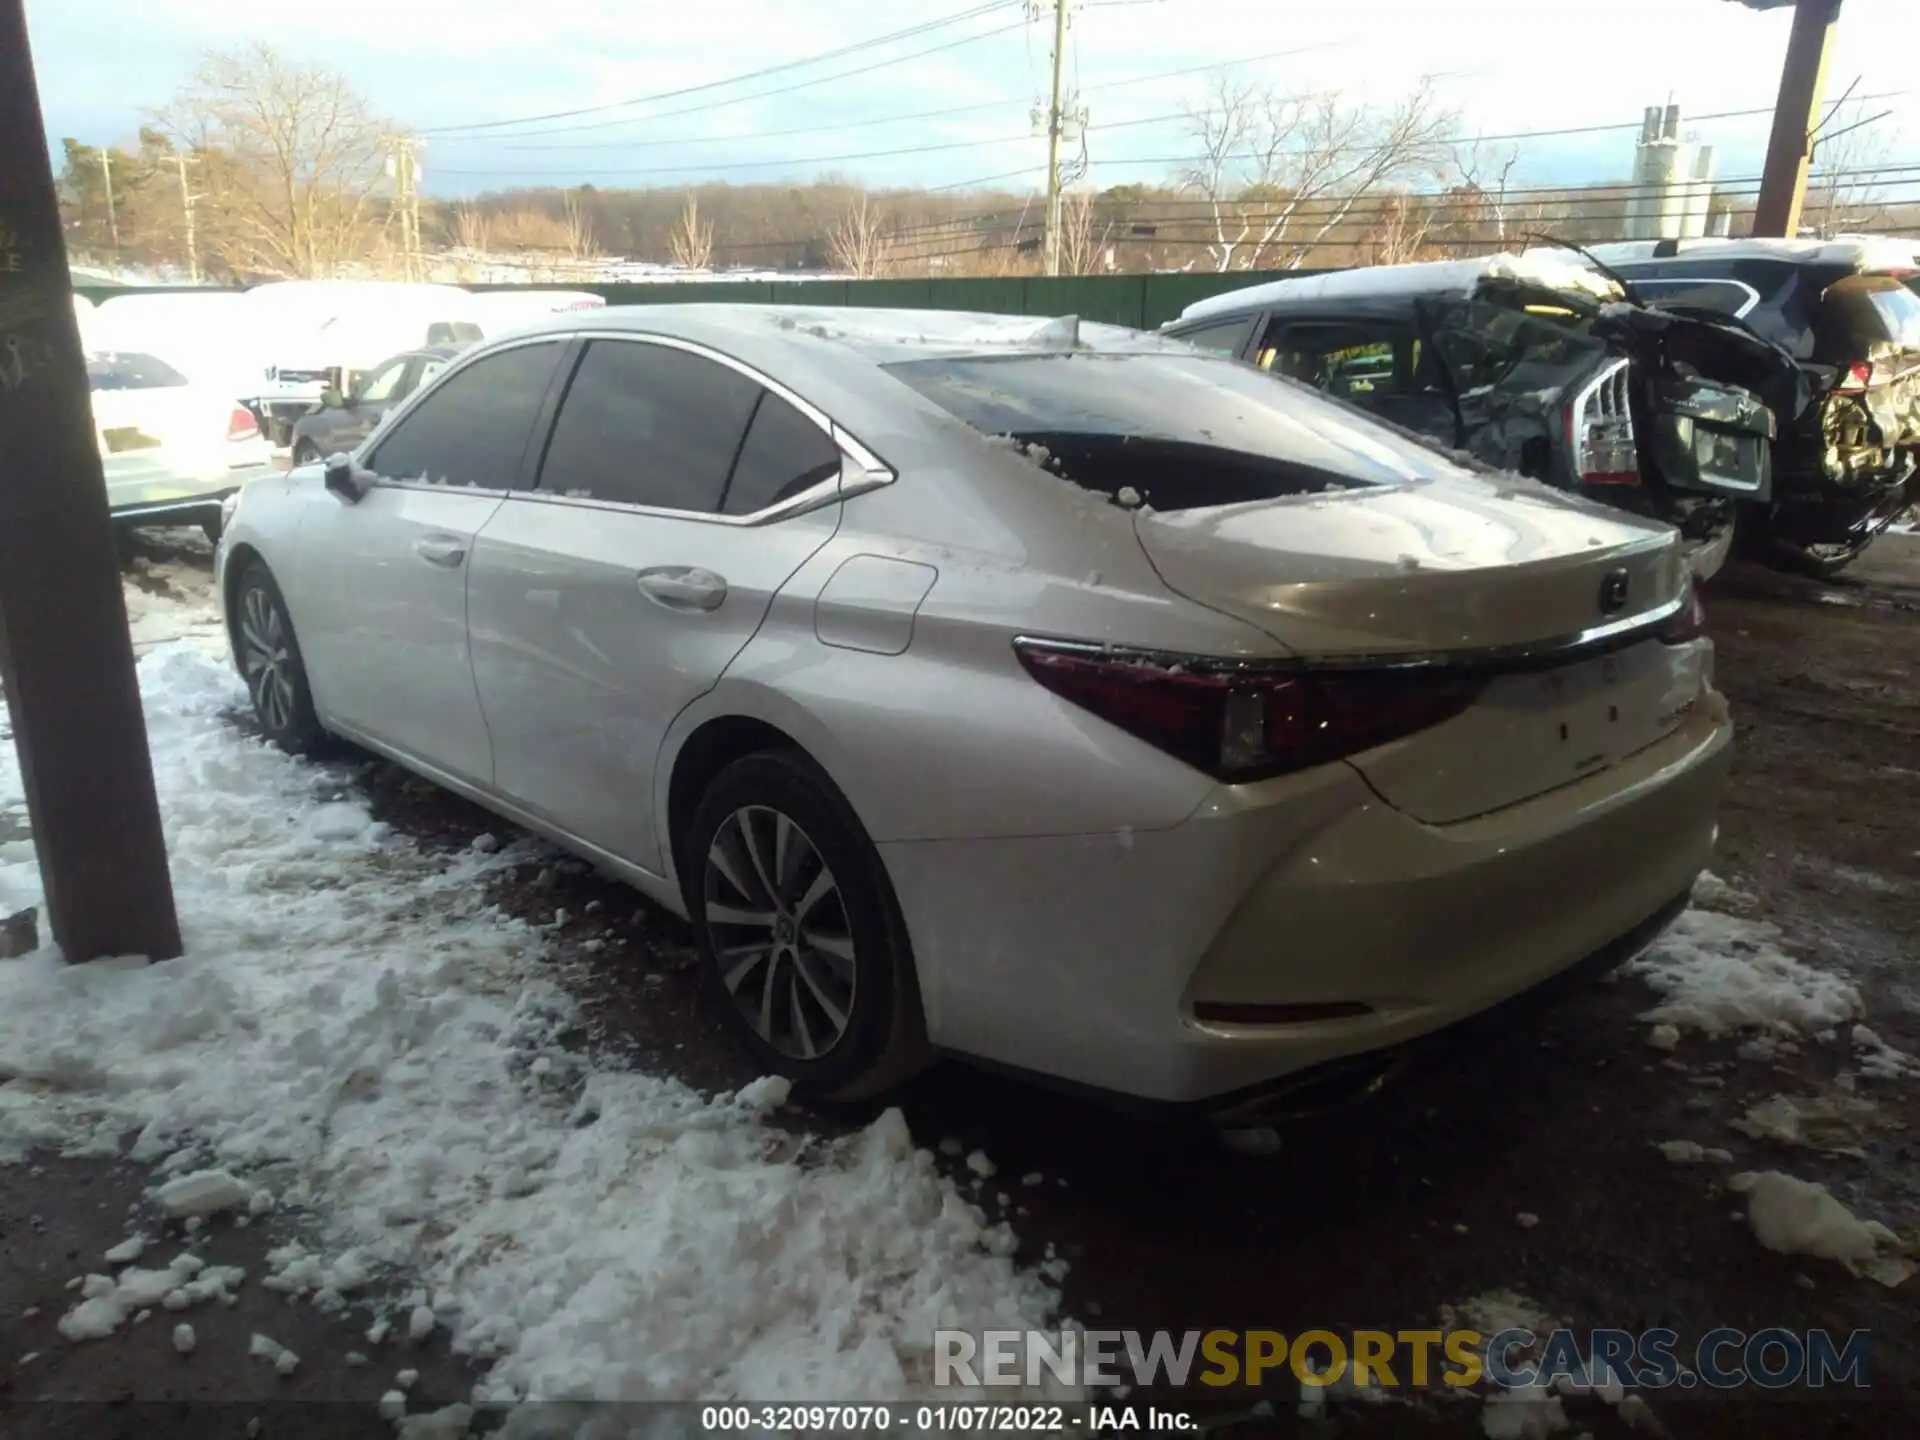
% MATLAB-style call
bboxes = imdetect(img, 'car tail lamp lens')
[227,406,261,441]
[1014,642,1483,783]
[1658,584,1707,644]
[1834,361,1877,394]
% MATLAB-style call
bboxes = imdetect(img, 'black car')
[1593,237,1920,577]
[1162,254,1800,580]
[287,343,472,467]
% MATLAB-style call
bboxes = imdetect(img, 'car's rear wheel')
[233,560,326,754]
[685,751,927,1101]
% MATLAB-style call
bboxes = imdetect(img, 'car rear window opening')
[885,351,1458,511]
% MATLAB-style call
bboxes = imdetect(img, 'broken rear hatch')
[889,348,1707,822]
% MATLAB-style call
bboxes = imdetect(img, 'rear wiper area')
[1009,433,1378,511]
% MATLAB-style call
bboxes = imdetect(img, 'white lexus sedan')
[215,306,1732,1112]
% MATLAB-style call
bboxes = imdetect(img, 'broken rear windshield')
[885,351,1458,508]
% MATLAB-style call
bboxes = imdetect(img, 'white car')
[216,306,1731,1113]
[89,349,274,534]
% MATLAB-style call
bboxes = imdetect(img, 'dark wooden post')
[0,0,181,961]
[1750,0,1845,238]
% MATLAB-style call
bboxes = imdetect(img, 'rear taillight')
[1833,361,1876,394]
[1568,361,1640,486]
[1014,642,1482,783]
[227,406,260,441]
[1658,584,1707,644]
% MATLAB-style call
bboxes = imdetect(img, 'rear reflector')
[227,406,260,441]
[1193,1000,1375,1026]
[1014,642,1483,783]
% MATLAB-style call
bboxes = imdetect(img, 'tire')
[232,560,327,754]
[683,750,929,1101]
[291,441,321,468]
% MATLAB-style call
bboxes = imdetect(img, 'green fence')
[73,268,1327,332]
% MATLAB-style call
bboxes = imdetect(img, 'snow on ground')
[1621,875,1862,1041]
[0,641,1061,1405]
[1729,1171,1912,1286]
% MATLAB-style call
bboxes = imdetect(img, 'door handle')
[413,536,467,568]
[637,566,727,612]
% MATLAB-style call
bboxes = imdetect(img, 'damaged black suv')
[1595,237,1920,577]
[1162,252,1803,580]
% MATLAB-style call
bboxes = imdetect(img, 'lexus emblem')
[1598,569,1631,614]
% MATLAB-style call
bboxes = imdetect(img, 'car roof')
[1584,235,1920,272]
[1170,251,1622,326]
[492,304,1177,364]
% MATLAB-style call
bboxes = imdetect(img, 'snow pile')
[1624,904,1861,1040]
[0,644,1061,1402]
[1853,1025,1919,1080]
[1479,1384,1568,1439]
[57,1252,245,1341]
[1729,1171,1911,1286]
[1729,1091,1879,1152]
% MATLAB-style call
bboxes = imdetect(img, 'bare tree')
[1446,140,1522,252]
[153,43,391,279]
[829,193,890,277]
[669,190,714,271]
[1359,194,1438,265]
[1808,100,1899,237]
[1056,190,1113,276]
[1182,74,1456,271]
[452,204,496,253]
[558,191,600,262]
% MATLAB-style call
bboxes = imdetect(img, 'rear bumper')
[881,703,1731,1104]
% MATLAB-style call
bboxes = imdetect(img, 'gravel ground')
[2,530,1916,1437]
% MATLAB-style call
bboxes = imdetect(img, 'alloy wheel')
[702,804,857,1061]
[238,583,297,734]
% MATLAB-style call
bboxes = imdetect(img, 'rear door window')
[537,339,761,512]
[1624,277,1761,318]
[366,341,567,488]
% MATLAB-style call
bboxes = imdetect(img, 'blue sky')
[24,0,1920,202]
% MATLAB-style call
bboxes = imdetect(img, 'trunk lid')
[1133,480,1700,823]
[1132,478,1687,657]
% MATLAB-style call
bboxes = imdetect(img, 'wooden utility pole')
[97,148,119,259]
[1040,0,1069,277]
[0,0,182,962]
[175,154,199,284]
[388,135,423,280]
[1750,0,1845,237]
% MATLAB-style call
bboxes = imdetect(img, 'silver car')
[215,306,1732,1111]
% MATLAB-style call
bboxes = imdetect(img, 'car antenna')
[1523,232,1641,305]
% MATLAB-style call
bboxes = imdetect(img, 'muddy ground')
[2,532,1916,1438]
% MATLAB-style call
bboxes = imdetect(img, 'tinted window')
[1168,315,1256,356]
[539,340,760,511]
[367,341,565,489]
[87,353,188,391]
[722,392,842,515]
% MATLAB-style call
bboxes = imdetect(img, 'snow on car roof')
[1172,250,1623,326]
[1583,236,1920,272]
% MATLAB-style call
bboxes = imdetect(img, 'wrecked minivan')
[1162,252,1801,579]
[1594,237,1920,577]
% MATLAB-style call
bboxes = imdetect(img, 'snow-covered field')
[0,589,1061,1409]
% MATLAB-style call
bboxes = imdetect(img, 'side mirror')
[322,454,371,504]
[320,387,347,410]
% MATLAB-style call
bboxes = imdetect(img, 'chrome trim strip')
[358,330,895,528]
[1012,591,1689,677]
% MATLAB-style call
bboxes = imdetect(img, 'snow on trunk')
[0,642,1061,1402]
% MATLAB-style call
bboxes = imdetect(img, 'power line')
[426,16,1030,145]
[420,2,1020,136]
